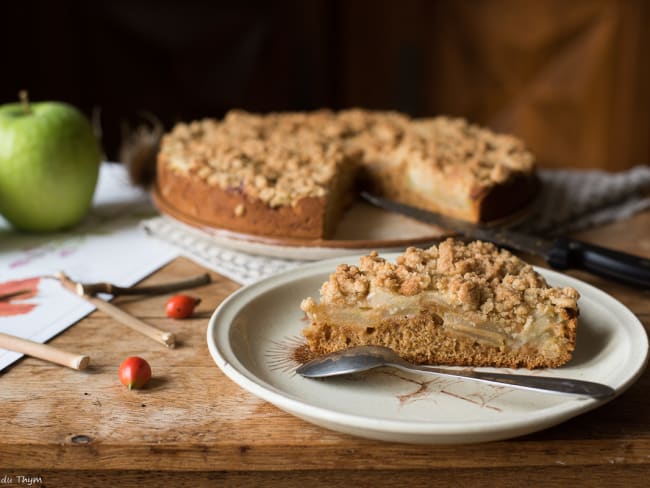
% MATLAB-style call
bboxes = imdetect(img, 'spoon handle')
[406,365,615,399]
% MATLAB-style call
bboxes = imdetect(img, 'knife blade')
[361,192,650,288]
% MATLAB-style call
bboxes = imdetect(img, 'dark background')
[2,0,648,170]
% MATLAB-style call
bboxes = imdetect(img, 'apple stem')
[18,90,32,115]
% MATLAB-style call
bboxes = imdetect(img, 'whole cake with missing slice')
[156,109,537,239]
[301,239,579,369]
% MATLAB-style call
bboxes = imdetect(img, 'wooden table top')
[1,211,649,487]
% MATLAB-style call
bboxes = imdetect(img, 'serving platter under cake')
[152,184,451,260]
[152,184,535,260]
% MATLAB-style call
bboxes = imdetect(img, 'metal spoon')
[296,345,615,399]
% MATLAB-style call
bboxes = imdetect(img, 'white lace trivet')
[143,165,650,284]
[142,217,304,284]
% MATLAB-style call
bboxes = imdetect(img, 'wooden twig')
[56,272,176,349]
[73,273,211,297]
[0,332,89,370]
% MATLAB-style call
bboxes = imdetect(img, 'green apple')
[0,92,101,232]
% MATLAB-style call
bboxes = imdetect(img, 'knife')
[361,192,650,288]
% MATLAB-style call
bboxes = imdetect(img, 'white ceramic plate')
[207,255,648,444]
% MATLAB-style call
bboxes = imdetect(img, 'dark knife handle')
[547,238,650,288]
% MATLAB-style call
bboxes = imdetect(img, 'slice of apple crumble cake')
[301,239,579,368]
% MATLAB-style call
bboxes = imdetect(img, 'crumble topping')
[408,117,535,186]
[315,239,579,325]
[336,109,411,156]
[159,109,535,209]
[159,111,348,207]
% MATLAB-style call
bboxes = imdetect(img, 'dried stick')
[0,332,89,370]
[88,297,176,348]
[56,272,176,349]
[72,273,211,297]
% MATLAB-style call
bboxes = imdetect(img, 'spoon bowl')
[296,345,615,399]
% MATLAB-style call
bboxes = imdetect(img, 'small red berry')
[165,294,201,319]
[118,356,152,390]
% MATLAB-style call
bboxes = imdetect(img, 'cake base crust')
[302,310,576,369]
[158,158,538,238]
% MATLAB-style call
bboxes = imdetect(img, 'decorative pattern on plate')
[265,334,510,412]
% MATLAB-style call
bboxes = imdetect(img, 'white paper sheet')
[0,163,178,371]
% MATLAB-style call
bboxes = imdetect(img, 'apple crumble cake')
[156,109,537,239]
[301,239,579,369]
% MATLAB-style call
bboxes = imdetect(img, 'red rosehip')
[165,294,201,319]
[118,356,152,390]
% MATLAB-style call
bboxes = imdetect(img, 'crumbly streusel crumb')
[159,109,535,209]
[408,117,535,185]
[159,111,349,207]
[317,238,579,325]
[319,263,370,306]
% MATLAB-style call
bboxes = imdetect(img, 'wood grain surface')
[1,212,649,487]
